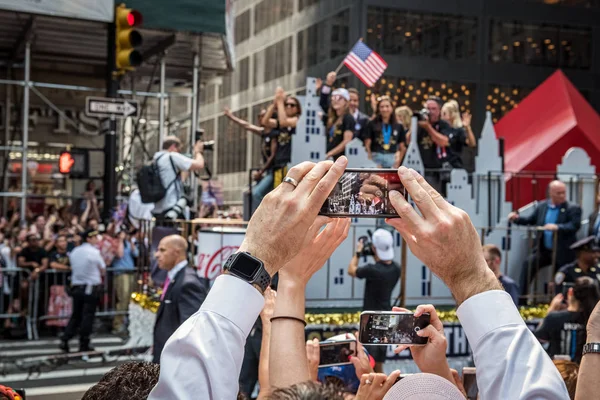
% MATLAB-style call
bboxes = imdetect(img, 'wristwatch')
[582,343,600,356]
[223,252,271,293]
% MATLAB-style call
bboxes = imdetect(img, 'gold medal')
[383,144,390,151]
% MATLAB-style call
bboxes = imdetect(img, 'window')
[238,57,250,92]
[235,10,251,45]
[489,20,591,69]
[254,36,293,86]
[254,0,294,35]
[219,74,233,99]
[366,7,478,60]
[298,0,319,12]
[217,109,248,174]
[200,83,217,105]
[367,76,476,116]
[297,10,350,71]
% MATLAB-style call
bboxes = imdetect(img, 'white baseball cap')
[332,88,350,102]
[372,229,394,261]
[383,373,466,400]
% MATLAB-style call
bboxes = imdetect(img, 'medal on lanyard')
[329,125,335,142]
[383,124,391,151]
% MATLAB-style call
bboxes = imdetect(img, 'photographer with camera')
[145,136,206,221]
[347,229,400,373]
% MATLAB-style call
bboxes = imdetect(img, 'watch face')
[232,253,261,280]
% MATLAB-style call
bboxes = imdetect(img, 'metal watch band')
[583,343,600,356]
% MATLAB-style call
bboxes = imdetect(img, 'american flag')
[343,41,388,87]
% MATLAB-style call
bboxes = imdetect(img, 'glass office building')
[200,0,599,205]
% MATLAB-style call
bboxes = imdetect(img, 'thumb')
[416,325,439,341]
[350,356,363,373]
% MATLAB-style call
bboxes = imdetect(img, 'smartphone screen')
[358,312,430,345]
[462,367,478,400]
[561,282,575,298]
[319,340,357,367]
[319,168,406,218]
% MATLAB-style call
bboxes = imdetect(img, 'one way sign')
[85,97,140,119]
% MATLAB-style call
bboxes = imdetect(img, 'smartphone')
[319,168,406,218]
[358,311,430,345]
[462,367,478,400]
[319,339,357,367]
[561,282,575,299]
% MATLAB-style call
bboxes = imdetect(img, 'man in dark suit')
[508,180,582,303]
[153,235,208,364]
[587,191,600,240]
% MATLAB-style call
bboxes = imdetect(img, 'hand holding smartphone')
[358,311,431,345]
[318,339,357,367]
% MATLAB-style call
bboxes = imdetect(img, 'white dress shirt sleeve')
[148,274,265,400]
[457,290,569,400]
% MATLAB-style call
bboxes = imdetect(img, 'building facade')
[200,0,600,205]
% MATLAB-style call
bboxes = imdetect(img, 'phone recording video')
[318,339,357,367]
[319,168,406,218]
[358,312,430,345]
[462,367,478,400]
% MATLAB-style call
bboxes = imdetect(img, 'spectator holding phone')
[364,96,407,169]
[348,229,400,372]
[535,276,600,362]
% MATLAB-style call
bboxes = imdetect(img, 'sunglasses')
[285,103,297,108]
[332,95,346,101]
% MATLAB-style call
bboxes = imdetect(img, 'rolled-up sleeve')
[457,290,569,400]
[149,274,265,400]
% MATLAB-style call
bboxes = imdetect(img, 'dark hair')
[553,360,578,400]
[286,96,302,117]
[162,136,182,150]
[56,234,68,242]
[426,95,443,108]
[268,381,345,400]
[373,96,398,132]
[482,244,502,261]
[82,362,160,400]
[348,88,359,96]
[86,180,96,191]
[573,277,600,357]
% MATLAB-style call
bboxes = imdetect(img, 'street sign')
[85,96,140,119]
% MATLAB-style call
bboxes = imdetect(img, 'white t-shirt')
[152,151,193,213]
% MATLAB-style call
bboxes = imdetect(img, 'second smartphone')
[358,311,430,345]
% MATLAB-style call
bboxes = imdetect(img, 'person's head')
[574,237,598,267]
[82,228,100,247]
[553,359,578,400]
[55,235,68,252]
[81,362,160,400]
[425,97,442,123]
[395,106,412,130]
[372,229,394,262]
[34,214,45,229]
[87,218,99,230]
[548,180,567,206]
[162,136,182,153]
[268,381,344,400]
[155,235,188,271]
[26,234,40,249]
[46,204,57,216]
[569,276,600,311]
[483,244,502,278]
[284,96,302,118]
[348,88,360,113]
[85,180,96,192]
[327,88,350,129]
[376,96,395,123]
[441,101,462,129]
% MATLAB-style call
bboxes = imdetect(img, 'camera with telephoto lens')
[413,108,430,121]
[195,129,214,151]
[356,230,374,260]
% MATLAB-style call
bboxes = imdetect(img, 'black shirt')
[417,119,454,169]
[261,135,273,165]
[49,250,70,269]
[555,262,600,294]
[535,310,585,362]
[273,127,295,168]
[355,261,400,310]
[19,246,48,267]
[326,114,355,158]
[366,120,406,154]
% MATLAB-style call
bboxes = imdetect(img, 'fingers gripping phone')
[318,339,357,367]
[319,168,407,218]
[358,311,430,345]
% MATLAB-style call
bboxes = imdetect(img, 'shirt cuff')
[200,274,265,336]
[321,85,331,95]
[456,290,524,348]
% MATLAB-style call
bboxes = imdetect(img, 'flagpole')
[334,37,363,74]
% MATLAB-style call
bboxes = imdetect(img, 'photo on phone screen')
[462,367,478,400]
[319,169,406,218]
[358,312,430,345]
[319,340,357,367]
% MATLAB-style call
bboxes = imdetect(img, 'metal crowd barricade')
[0,267,34,340]
[31,269,71,340]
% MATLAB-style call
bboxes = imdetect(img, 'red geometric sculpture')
[495,70,600,209]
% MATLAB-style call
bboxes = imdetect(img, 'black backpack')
[137,153,178,204]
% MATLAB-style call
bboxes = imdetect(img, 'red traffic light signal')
[58,151,75,174]
[115,5,144,71]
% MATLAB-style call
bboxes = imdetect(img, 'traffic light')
[58,151,75,174]
[115,4,143,72]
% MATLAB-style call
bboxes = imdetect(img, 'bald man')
[508,180,581,304]
[153,235,208,363]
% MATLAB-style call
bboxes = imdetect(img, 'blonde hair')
[394,106,412,129]
[442,101,462,129]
